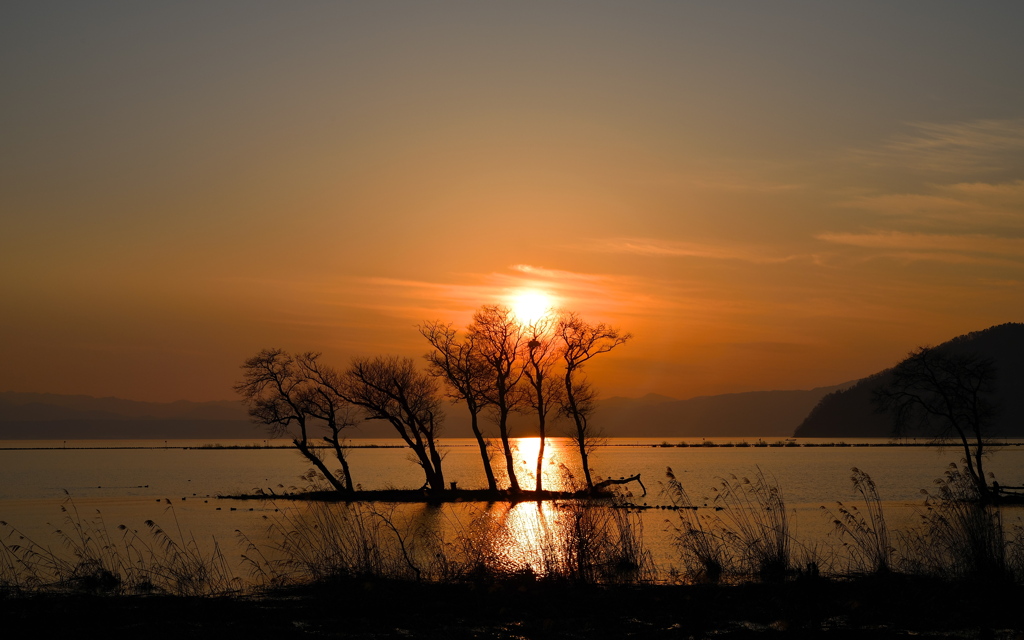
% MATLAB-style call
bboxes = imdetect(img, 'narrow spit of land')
[220,488,630,504]
[4,440,1023,450]
[0,443,405,450]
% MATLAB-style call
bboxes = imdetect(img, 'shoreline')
[4,439,1023,451]
[3,574,1022,638]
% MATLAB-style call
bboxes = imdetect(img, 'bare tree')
[468,305,527,492]
[557,313,632,490]
[875,346,998,500]
[296,352,357,492]
[234,348,349,493]
[420,321,498,491]
[521,315,562,492]
[341,355,446,492]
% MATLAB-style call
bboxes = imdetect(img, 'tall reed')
[664,467,729,583]
[554,499,656,584]
[245,495,655,587]
[0,496,238,595]
[664,467,791,582]
[244,501,418,585]
[712,468,791,582]
[900,463,1009,583]
[821,467,892,574]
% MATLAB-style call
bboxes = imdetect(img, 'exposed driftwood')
[591,474,646,497]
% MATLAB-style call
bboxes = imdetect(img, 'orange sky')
[2,3,1023,402]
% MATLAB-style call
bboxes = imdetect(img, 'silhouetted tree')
[468,305,527,492]
[875,346,998,499]
[557,313,632,490]
[521,315,562,492]
[341,356,446,492]
[420,321,498,491]
[234,348,349,493]
[296,352,357,492]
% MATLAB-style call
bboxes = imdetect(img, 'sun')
[509,289,555,325]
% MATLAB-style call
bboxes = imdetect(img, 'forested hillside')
[795,323,1024,438]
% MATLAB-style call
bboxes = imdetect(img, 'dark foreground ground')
[3,574,1023,639]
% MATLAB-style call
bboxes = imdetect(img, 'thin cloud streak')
[853,118,1024,174]
[817,231,1024,265]
[357,268,705,319]
[839,180,1024,229]
[571,237,805,264]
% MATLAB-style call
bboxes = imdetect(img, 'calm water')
[3,437,1023,580]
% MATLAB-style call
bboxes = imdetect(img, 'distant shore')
[3,438,1022,451]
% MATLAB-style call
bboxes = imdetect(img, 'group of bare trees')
[421,305,630,493]
[235,305,630,495]
[234,349,447,492]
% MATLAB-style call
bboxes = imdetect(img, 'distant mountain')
[594,384,853,438]
[432,385,849,439]
[600,393,679,409]
[0,392,247,420]
[0,392,256,439]
[794,323,1024,438]
[1,383,849,440]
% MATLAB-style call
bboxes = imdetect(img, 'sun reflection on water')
[476,500,567,577]
[510,437,577,492]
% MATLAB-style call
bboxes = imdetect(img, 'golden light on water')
[492,501,566,575]
[482,438,576,575]
[513,437,573,491]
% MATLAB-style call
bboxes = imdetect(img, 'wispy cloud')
[569,237,804,264]
[839,180,1024,230]
[816,231,1024,266]
[330,265,712,326]
[854,118,1024,174]
[665,176,806,193]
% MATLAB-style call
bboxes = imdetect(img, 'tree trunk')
[564,371,594,490]
[294,439,348,493]
[323,435,355,492]
[498,407,520,492]
[426,434,445,492]
[536,419,546,492]
[590,474,646,496]
[577,436,594,491]
[470,411,498,491]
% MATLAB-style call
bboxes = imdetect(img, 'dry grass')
[821,467,893,575]
[243,496,655,587]
[664,467,791,583]
[664,467,729,583]
[0,495,238,595]
[7,463,1024,596]
[898,462,1011,583]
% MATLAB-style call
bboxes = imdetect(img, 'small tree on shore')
[420,321,498,491]
[468,305,528,492]
[874,346,998,500]
[521,315,562,492]
[557,313,631,491]
[234,348,350,493]
[341,355,447,492]
[296,352,357,492]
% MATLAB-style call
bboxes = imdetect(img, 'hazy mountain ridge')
[1,384,849,440]
[0,392,255,440]
[794,323,1024,438]
[595,383,854,438]
[0,392,247,421]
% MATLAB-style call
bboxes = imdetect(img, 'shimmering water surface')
[3,437,1023,580]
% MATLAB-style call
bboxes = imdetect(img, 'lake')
[3,437,1023,585]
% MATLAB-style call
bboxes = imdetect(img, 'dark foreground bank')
[3,574,1022,639]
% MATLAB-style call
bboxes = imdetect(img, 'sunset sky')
[3,2,1023,403]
